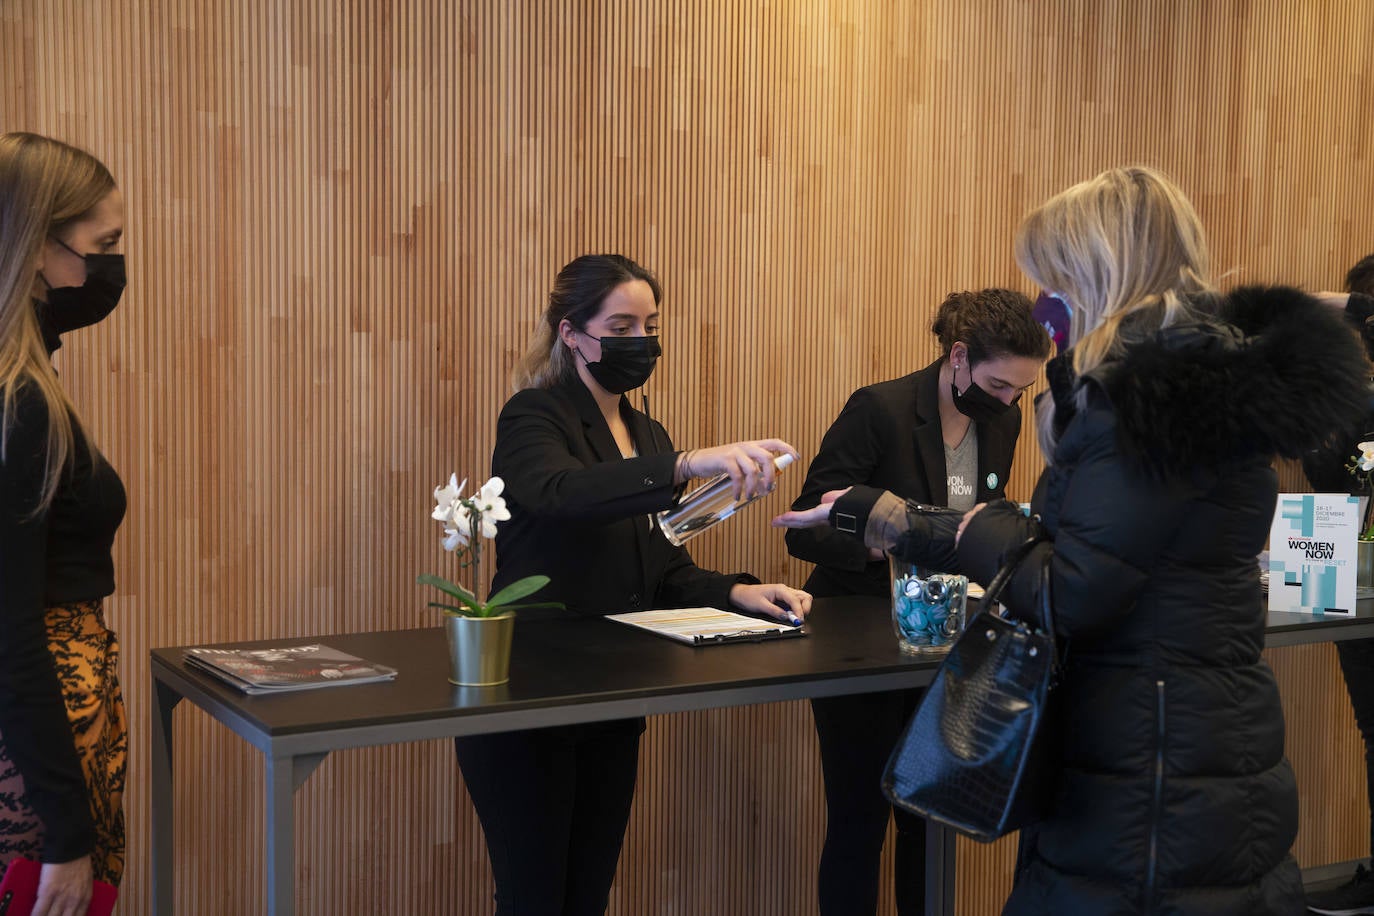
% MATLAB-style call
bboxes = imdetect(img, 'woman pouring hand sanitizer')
[452,253,811,916]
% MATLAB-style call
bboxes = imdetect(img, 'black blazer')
[785,359,1022,598]
[490,375,751,617]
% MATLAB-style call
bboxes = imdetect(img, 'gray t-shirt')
[944,425,979,512]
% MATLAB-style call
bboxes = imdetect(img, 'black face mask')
[950,359,1017,423]
[579,334,662,394]
[38,236,126,338]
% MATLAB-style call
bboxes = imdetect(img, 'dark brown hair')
[930,287,1051,364]
[1347,254,1374,297]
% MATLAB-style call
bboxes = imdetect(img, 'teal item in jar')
[889,557,967,654]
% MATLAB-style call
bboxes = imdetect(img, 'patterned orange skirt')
[0,600,127,885]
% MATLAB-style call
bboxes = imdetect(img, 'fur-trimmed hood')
[1053,285,1370,478]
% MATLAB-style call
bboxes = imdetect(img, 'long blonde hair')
[1014,166,1213,456]
[0,132,116,511]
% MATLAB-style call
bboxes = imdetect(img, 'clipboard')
[606,607,807,646]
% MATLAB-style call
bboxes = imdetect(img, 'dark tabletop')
[1265,596,1374,645]
[150,595,1374,747]
[150,596,941,743]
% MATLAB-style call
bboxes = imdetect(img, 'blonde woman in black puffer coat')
[776,166,1369,916]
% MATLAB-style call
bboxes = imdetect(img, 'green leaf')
[485,575,552,608]
[502,601,565,611]
[417,573,478,604]
[458,604,506,618]
[439,606,492,618]
[427,592,482,612]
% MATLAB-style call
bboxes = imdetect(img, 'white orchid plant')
[418,474,559,618]
[1349,441,1374,541]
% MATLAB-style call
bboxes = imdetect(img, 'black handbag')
[881,535,1062,843]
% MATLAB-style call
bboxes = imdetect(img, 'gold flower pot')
[443,613,514,686]
[1360,540,1374,590]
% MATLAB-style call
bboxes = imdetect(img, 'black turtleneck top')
[0,333,125,862]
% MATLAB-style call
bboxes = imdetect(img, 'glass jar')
[889,555,967,655]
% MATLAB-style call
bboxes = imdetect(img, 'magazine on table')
[184,643,398,694]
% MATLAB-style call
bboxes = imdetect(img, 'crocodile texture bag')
[881,536,1060,842]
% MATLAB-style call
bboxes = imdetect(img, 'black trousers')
[812,689,926,916]
[454,718,644,916]
[1336,637,1374,857]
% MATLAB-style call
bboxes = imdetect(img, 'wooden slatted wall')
[2,1,1373,913]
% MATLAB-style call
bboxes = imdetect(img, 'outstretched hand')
[771,488,851,529]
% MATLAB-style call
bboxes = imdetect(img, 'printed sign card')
[1268,493,1360,616]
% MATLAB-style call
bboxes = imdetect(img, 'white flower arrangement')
[418,474,558,618]
[1349,441,1374,540]
[1355,442,1374,475]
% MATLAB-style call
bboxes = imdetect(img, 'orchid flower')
[472,476,512,539]
[420,472,556,618]
[432,474,467,522]
[441,519,471,551]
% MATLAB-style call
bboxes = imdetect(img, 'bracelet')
[680,449,695,480]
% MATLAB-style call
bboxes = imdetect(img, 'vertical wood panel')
[3,1,1373,912]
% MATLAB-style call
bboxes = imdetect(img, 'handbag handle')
[980,531,1045,608]
[980,531,1062,678]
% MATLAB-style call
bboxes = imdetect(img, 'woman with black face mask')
[777,167,1357,916]
[784,288,1049,916]
[0,132,129,915]
[454,253,811,916]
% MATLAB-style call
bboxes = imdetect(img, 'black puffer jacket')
[954,287,1370,916]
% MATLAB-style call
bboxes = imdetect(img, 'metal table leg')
[151,679,181,916]
[925,820,958,915]
[265,752,327,916]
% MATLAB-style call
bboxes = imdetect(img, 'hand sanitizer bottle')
[656,453,795,546]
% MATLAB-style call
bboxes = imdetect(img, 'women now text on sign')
[1268,493,1360,616]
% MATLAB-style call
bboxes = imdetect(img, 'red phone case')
[0,858,117,916]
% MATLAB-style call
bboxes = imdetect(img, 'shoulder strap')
[1035,555,1062,680]
[980,532,1044,607]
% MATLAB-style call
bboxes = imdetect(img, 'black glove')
[827,485,963,572]
[891,503,962,572]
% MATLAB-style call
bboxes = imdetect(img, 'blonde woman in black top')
[777,167,1358,916]
[0,132,128,916]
